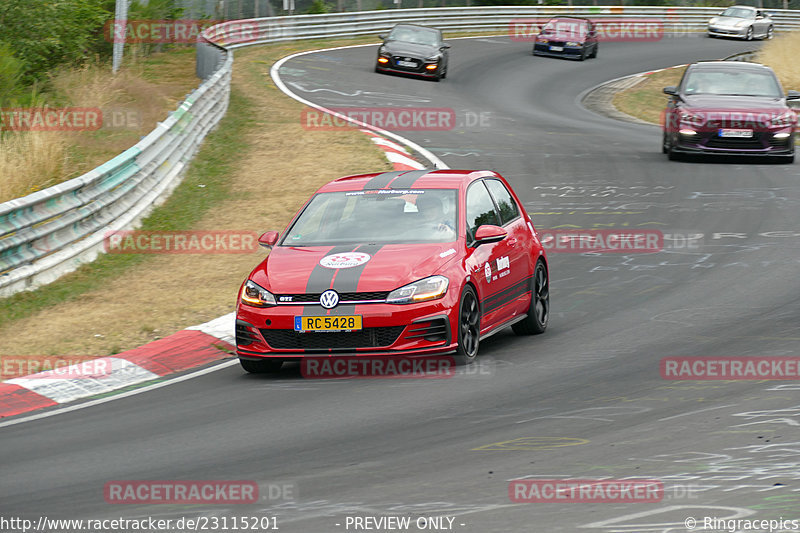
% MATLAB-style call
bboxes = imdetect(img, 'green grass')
[0,86,255,328]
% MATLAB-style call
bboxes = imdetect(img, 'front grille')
[260,326,405,350]
[404,318,449,343]
[391,56,421,71]
[705,133,765,150]
[275,291,390,304]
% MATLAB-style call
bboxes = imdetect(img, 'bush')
[306,0,331,13]
[0,0,111,84]
[0,43,26,108]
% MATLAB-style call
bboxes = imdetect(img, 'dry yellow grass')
[757,30,800,91]
[0,130,70,201]
[0,40,391,357]
[612,67,686,125]
[0,52,198,203]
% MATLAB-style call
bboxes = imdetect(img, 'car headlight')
[425,55,440,62]
[709,17,719,24]
[386,276,449,304]
[566,41,581,47]
[735,20,749,27]
[241,280,276,307]
[680,111,704,125]
[538,37,549,43]
[771,111,797,127]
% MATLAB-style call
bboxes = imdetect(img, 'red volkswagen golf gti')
[235,169,549,373]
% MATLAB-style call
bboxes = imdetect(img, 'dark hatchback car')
[376,24,450,81]
[662,61,799,163]
[533,16,598,61]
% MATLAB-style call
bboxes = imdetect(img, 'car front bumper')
[533,42,585,59]
[707,26,750,38]
[236,296,459,358]
[670,129,795,156]
[376,57,442,78]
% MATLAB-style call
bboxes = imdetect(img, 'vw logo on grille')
[319,290,339,309]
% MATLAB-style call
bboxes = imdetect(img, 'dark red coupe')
[236,170,549,373]
[662,61,798,162]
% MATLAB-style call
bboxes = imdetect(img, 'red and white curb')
[0,313,235,419]
[361,129,426,171]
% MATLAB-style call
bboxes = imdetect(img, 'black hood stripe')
[328,243,385,316]
[388,169,431,189]
[303,245,360,316]
[363,171,405,190]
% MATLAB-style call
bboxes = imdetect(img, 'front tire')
[454,285,480,365]
[664,132,680,160]
[240,358,283,374]
[765,26,773,39]
[745,26,753,40]
[513,260,549,336]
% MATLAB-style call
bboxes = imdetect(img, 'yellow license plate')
[294,315,362,331]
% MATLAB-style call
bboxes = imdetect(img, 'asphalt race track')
[3,35,800,532]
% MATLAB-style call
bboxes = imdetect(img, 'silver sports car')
[707,6,774,40]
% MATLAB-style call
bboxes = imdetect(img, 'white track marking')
[0,359,239,429]
[7,358,159,404]
[270,44,448,170]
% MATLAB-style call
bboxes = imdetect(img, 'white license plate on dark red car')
[719,128,754,138]
[549,46,564,52]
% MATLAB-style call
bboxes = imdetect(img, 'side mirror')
[379,33,388,40]
[786,90,800,100]
[663,86,678,96]
[441,43,451,49]
[473,225,507,246]
[258,231,280,248]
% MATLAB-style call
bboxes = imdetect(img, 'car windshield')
[388,26,440,46]
[281,189,459,246]
[720,7,755,18]
[542,18,588,35]
[683,69,782,98]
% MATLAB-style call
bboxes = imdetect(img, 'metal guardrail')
[0,53,231,297]
[2,6,799,297]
